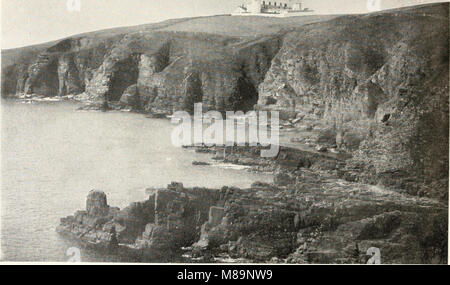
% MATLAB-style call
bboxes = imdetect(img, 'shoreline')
[1,2,448,264]
[2,97,448,264]
[56,140,448,264]
[3,98,448,264]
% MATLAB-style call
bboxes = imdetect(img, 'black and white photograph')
[0,0,449,266]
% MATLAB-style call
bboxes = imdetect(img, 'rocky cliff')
[57,149,448,263]
[57,184,223,261]
[256,3,449,200]
[1,15,335,113]
[2,4,448,199]
[57,144,448,264]
[2,3,448,263]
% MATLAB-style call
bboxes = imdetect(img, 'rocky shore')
[3,4,448,201]
[3,3,448,263]
[57,144,448,264]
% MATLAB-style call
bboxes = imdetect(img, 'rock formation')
[2,3,448,263]
[2,6,447,199]
[57,150,448,263]
[58,183,224,261]
[256,3,449,200]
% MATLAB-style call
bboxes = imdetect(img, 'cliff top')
[2,2,448,67]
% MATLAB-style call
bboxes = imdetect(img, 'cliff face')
[2,5,447,178]
[257,4,449,199]
[58,171,448,264]
[56,145,448,264]
[2,36,121,97]
[3,3,449,263]
[57,183,225,261]
[1,4,447,198]
[2,15,337,113]
[3,32,282,113]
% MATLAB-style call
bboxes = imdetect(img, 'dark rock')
[120,84,140,110]
[316,129,337,146]
[316,146,328,152]
[256,3,449,200]
[274,172,296,186]
[167,182,184,191]
[208,207,225,226]
[57,163,448,264]
[336,131,363,151]
[58,186,222,262]
[195,173,448,264]
[145,112,167,119]
[86,190,109,217]
[251,181,272,189]
[192,161,211,166]
[381,113,391,123]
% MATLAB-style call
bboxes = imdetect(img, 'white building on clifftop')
[232,0,315,17]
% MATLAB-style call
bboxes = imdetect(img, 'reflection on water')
[1,100,272,262]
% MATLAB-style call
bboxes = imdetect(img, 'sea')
[0,99,272,262]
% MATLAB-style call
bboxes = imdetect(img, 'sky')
[1,0,447,49]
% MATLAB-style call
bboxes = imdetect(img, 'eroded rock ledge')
[3,4,448,200]
[57,181,447,264]
[3,3,446,264]
[57,183,221,262]
[57,147,447,264]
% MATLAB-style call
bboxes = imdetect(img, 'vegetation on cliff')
[2,3,448,263]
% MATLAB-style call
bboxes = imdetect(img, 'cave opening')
[232,75,259,112]
[184,72,204,115]
[106,54,141,101]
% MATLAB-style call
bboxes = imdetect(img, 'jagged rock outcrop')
[119,84,139,109]
[188,145,448,263]
[194,144,345,173]
[57,53,83,96]
[86,190,110,217]
[56,190,121,249]
[3,3,447,264]
[192,175,447,264]
[2,17,288,113]
[57,171,447,264]
[57,183,223,261]
[56,144,447,264]
[257,3,449,200]
[3,7,447,197]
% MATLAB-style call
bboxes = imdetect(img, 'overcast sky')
[1,0,447,49]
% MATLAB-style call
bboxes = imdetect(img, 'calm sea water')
[1,100,272,262]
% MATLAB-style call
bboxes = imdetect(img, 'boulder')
[274,171,296,186]
[192,161,211,166]
[119,84,140,110]
[336,131,363,151]
[208,207,225,226]
[86,190,109,217]
[316,145,328,152]
[316,129,337,146]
